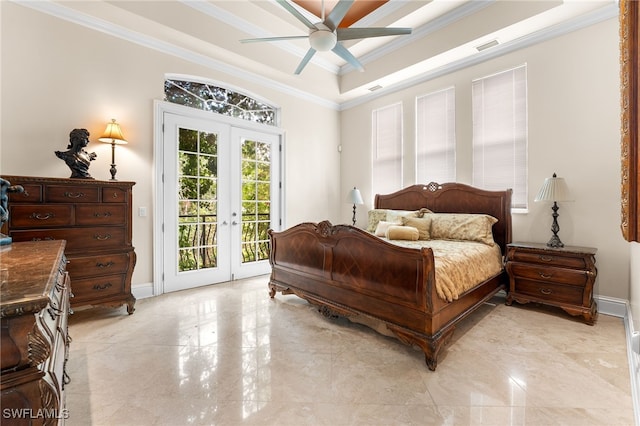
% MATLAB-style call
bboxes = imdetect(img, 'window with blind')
[416,87,456,184]
[372,103,403,196]
[472,64,528,210]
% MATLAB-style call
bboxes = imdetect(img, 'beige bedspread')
[382,238,503,302]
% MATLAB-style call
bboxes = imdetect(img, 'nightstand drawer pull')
[539,273,552,279]
[539,255,554,262]
[539,288,553,295]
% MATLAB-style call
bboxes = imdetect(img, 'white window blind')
[416,87,456,184]
[372,103,403,195]
[472,65,528,209]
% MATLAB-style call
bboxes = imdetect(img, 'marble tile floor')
[66,275,634,425]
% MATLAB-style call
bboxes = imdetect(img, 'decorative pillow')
[374,220,401,237]
[402,216,432,240]
[386,209,420,223]
[367,209,420,232]
[417,207,434,217]
[386,225,419,241]
[429,213,498,245]
[367,209,389,232]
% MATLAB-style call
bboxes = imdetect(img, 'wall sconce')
[346,187,364,226]
[534,173,573,248]
[98,119,127,181]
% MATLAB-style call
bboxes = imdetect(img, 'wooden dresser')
[2,176,136,314]
[1,240,71,425]
[505,242,598,325]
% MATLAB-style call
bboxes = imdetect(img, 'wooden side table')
[505,242,598,325]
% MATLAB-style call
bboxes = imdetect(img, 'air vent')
[368,85,383,92]
[476,40,499,52]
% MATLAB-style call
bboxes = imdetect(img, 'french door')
[161,111,281,293]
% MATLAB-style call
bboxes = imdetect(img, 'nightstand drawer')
[508,250,589,269]
[508,262,589,286]
[514,279,583,305]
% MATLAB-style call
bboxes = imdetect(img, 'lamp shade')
[98,119,127,145]
[347,187,364,205]
[534,173,573,202]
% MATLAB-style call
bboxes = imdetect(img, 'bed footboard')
[268,220,465,370]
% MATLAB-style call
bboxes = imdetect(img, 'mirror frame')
[620,0,640,242]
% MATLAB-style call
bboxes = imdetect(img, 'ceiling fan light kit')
[240,0,412,74]
[309,26,337,51]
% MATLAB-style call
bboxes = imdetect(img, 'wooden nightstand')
[505,242,597,325]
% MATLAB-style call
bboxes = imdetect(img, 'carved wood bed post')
[620,0,640,242]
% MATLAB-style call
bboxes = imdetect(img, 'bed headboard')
[374,182,513,253]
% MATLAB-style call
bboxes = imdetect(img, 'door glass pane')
[241,139,271,263]
[177,127,219,272]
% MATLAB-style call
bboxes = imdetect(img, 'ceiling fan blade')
[276,0,317,30]
[332,43,364,72]
[337,27,412,42]
[294,48,317,75]
[241,35,309,43]
[325,0,354,31]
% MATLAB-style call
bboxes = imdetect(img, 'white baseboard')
[131,282,154,300]
[600,294,640,426]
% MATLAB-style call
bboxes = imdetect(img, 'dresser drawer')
[76,204,125,225]
[103,187,128,203]
[46,185,100,203]
[11,226,127,252]
[71,274,125,301]
[513,278,584,305]
[508,262,589,286]
[8,183,42,203]
[66,253,130,278]
[9,205,73,228]
[508,250,589,269]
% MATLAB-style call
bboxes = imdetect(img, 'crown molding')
[180,0,340,74]
[339,2,619,110]
[339,0,494,75]
[11,0,340,111]
[10,0,618,111]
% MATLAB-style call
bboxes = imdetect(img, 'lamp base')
[546,234,564,248]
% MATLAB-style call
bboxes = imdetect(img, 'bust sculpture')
[0,178,24,246]
[55,128,97,179]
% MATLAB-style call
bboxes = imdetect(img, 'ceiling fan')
[240,0,412,74]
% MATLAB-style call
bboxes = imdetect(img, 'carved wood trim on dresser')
[1,176,137,314]
[1,240,71,425]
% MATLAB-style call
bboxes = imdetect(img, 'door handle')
[221,221,228,225]
[232,221,238,225]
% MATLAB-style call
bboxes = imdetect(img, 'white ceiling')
[19,0,618,109]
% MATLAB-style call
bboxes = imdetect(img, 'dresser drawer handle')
[93,282,112,291]
[540,288,553,295]
[539,255,554,262]
[94,234,112,241]
[64,191,85,198]
[30,212,54,220]
[93,211,112,218]
[96,261,115,268]
[539,273,552,279]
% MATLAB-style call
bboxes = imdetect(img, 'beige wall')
[0,2,341,288]
[341,18,629,300]
[632,244,640,329]
[0,3,630,302]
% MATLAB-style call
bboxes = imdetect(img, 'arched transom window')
[164,78,278,126]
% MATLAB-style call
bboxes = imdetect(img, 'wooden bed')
[268,182,512,370]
